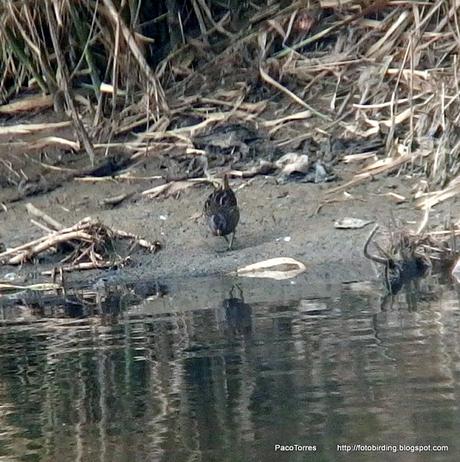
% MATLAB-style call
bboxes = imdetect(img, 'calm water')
[0,277,459,462]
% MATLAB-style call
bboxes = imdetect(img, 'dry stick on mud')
[44,0,96,165]
[99,192,137,207]
[26,203,63,231]
[110,229,161,253]
[40,260,123,276]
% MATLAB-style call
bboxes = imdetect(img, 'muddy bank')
[0,167,443,287]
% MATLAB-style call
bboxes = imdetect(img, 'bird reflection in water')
[380,264,433,311]
[220,285,252,336]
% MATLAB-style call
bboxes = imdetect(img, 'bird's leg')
[223,235,230,248]
[228,232,236,250]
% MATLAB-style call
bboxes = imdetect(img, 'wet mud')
[0,164,431,287]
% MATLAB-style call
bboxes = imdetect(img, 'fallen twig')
[99,192,136,207]
[26,203,63,231]
[0,282,63,293]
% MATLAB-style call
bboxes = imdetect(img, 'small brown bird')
[204,175,240,250]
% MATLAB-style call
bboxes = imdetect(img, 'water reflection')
[0,278,460,461]
[219,285,252,336]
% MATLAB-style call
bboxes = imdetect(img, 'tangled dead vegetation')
[0,1,459,215]
[0,210,160,273]
[364,221,459,292]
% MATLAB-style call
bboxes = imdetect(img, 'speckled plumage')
[204,175,239,249]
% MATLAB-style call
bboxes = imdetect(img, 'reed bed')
[0,0,459,215]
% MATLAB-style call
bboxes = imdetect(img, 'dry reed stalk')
[0,94,54,113]
[2,137,80,152]
[0,121,72,136]
[101,0,167,114]
[44,0,96,165]
[0,215,160,268]
[0,282,63,293]
[26,203,63,231]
